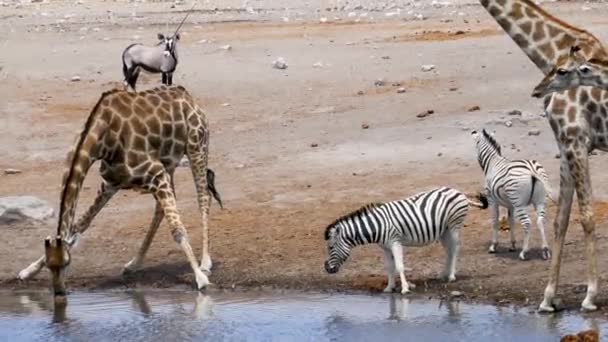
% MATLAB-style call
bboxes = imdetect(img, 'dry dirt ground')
[3,0,608,312]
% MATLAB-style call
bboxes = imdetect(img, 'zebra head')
[471,129,502,170]
[157,33,180,57]
[324,223,351,274]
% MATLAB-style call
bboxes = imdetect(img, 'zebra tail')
[467,192,489,209]
[532,168,557,204]
[207,168,223,209]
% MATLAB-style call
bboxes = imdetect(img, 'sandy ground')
[3,0,608,312]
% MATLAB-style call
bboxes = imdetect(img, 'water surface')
[0,290,605,341]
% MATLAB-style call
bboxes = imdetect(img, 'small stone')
[235,164,245,169]
[374,78,386,86]
[468,105,480,112]
[312,61,324,68]
[70,76,81,82]
[221,103,230,107]
[391,82,402,87]
[272,57,288,70]
[357,90,365,96]
[381,55,391,60]
[450,291,463,297]
[504,120,513,127]
[454,30,465,35]
[4,169,21,175]
[449,87,458,91]
[0,196,55,224]
[220,44,232,51]
[507,109,522,116]
[555,153,561,159]
[421,64,436,72]
[417,109,435,118]
[528,129,541,136]
[437,152,443,157]
[311,143,318,148]
[361,122,370,129]
[397,87,406,94]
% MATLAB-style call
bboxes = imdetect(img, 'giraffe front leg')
[153,171,209,290]
[488,202,499,253]
[571,154,598,311]
[382,246,396,293]
[539,158,574,313]
[123,201,164,274]
[18,182,117,281]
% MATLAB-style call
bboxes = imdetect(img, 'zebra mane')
[481,129,502,156]
[324,203,383,240]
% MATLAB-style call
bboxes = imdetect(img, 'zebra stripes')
[472,129,555,261]
[324,187,488,294]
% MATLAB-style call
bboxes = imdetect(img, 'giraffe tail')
[206,168,223,209]
[466,192,489,209]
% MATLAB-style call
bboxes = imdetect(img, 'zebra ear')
[157,33,165,40]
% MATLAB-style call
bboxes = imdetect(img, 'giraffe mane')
[481,129,502,156]
[324,203,383,240]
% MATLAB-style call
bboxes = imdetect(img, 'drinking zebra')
[323,187,488,294]
[471,129,556,261]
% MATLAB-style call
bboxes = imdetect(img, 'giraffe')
[479,0,608,311]
[17,84,222,297]
[532,46,608,98]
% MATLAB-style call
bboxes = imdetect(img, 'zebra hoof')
[488,244,497,254]
[542,247,551,260]
[518,251,527,261]
[383,287,395,293]
[400,288,411,295]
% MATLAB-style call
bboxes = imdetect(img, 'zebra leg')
[534,202,551,260]
[514,207,532,261]
[390,243,410,294]
[382,246,396,293]
[488,202,499,253]
[508,208,516,252]
[440,229,459,282]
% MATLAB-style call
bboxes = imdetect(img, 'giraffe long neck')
[480,0,607,75]
[56,100,108,239]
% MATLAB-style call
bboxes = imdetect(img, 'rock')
[361,122,370,129]
[220,44,232,51]
[4,169,21,175]
[374,78,386,86]
[357,90,365,96]
[311,143,318,148]
[468,105,480,112]
[272,57,288,70]
[555,153,561,159]
[421,64,435,72]
[381,55,391,60]
[417,109,435,118]
[70,76,81,82]
[528,129,541,136]
[397,87,406,94]
[235,164,245,169]
[507,109,522,116]
[449,87,458,91]
[450,291,463,297]
[0,196,55,224]
[504,120,513,127]
[437,152,443,157]
[312,61,324,68]
[391,82,402,87]
[221,103,230,107]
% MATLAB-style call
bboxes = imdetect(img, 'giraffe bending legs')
[539,159,575,312]
[18,182,118,281]
[152,170,209,289]
[123,174,175,273]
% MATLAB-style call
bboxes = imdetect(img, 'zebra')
[471,129,556,261]
[323,187,488,294]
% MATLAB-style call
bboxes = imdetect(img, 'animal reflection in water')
[15,291,215,323]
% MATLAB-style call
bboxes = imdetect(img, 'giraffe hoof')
[195,270,210,290]
[122,259,142,275]
[582,298,598,312]
[200,255,213,274]
[383,287,395,293]
[538,303,556,313]
[400,287,411,295]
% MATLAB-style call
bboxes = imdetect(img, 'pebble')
[417,109,435,118]
[70,76,81,82]
[374,78,386,86]
[357,90,365,96]
[397,87,406,94]
[272,57,288,70]
[528,129,541,136]
[421,64,435,72]
[312,62,324,68]
[361,122,370,129]
[4,169,21,175]
[504,120,513,127]
[311,143,319,148]
[508,109,522,116]
[220,44,232,51]
[468,105,480,112]
[450,291,463,297]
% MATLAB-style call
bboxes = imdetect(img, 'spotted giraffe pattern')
[18,85,218,296]
[480,0,608,311]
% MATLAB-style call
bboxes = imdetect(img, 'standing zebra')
[324,187,488,294]
[471,129,556,261]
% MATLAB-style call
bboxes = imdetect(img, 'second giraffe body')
[472,129,555,260]
[18,85,220,296]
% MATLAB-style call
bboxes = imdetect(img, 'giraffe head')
[532,46,608,98]
[44,236,71,298]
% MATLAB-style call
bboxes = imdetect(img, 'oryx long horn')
[173,1,197,37]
